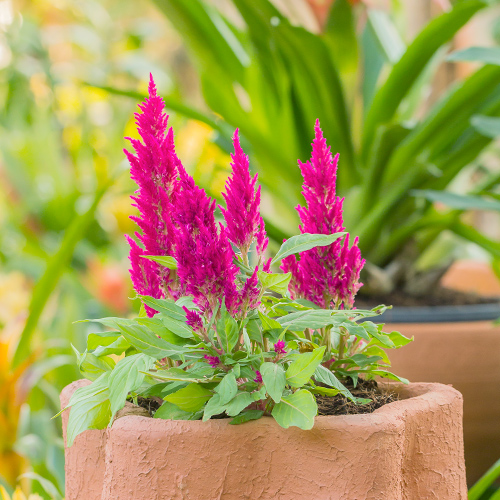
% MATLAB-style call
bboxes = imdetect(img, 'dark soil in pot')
[131,378,398,419]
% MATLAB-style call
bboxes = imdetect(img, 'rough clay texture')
[389,320,500,485]
[61,381,467,500]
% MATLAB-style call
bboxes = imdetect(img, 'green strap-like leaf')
[271,232,345,265]
[362,0,486,158]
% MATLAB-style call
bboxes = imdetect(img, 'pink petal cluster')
[125,76,242,317]
[183,306,204,331]
[220,130,268,260]
[238,268,261,311]
[204,355,220,368]
[173,166,239,312]
[273,340,286,354]
[253,370,263,383]
[281,120,365,309]
[125,75,180,315]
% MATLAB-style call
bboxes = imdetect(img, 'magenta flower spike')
[173,166,239,313]
[125,74,180,314]
[220,129,268,263]
[183,306,204,331]
[273,340,286,355]
[282,120,365,309]
[204,355,220,368]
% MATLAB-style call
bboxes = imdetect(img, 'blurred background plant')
[0,0,499,497]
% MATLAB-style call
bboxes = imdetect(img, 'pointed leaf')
[314,364,354,402]
[165,383,213,412]
[271,233,346,265]
[285,347,326,388]
[260,362,286,403]
[229,410,264,425]
[214,372,238,405]
[271,389,317,430]
[108,354,155,419]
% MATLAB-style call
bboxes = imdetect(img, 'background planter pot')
[61,380,467,500]
[378,260,500,485]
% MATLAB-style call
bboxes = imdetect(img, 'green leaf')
[214,372,238,405]
[66,387,111,447]
[350,354,383,368]
[451,221,500,259]
[72,346,115,381]
[271,389,317,430]
[271,232,346,265]
[217,314,240,353]
[154,401,198,420]
[447,46,500,65]
[471,114,500,138]
[160,316,194,339]
[363,322,395,348]
[108,354,155,419]
[286,347,326,388]
[258,311,282,331]
[314,365,355,401]
[225,391,255,416]
[165,383,213,412]
[260,362,286,403]
[135,317,187,345]
[152,0,249,83]
[142,255,178,269]
[147,367,215,383]
[140,296,187,322]
[468,457,500,500]
[87,331,121,350]
[386,330,413,348]
[368,370,409,384]
[229,410,264,425]
[367,9,405,64]
[92,337,130,357]
[278,310,335,331]
[252,386,267,402]
[309,385,339,397]
[88,317,189,359]
[202,393,227,420]
[323,0,358,77]
[245,319,263,343]
[412,189,500,212]
[340,321,370,341]
[257,271,291,296]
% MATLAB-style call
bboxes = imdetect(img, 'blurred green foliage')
[112,0,500,296]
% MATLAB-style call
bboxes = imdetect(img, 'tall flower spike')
[173,166,239,313]
[282,120,364,309]
[220,129,268,263]
[124,74,180,313]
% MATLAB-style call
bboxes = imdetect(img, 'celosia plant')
[60,76,411,444]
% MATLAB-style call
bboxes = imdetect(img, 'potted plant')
[93,0,500,482]
[58,78,467,500]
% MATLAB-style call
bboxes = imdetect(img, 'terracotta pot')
[385,260,500,485]
[61,379,467,500]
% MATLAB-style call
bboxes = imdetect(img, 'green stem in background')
[468,457,500,500]
[12,181,112,369]
[85,83,227,136]
[361,0,486,159]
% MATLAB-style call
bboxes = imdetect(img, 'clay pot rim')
[63,380,460,431]
[373,302,500,324]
